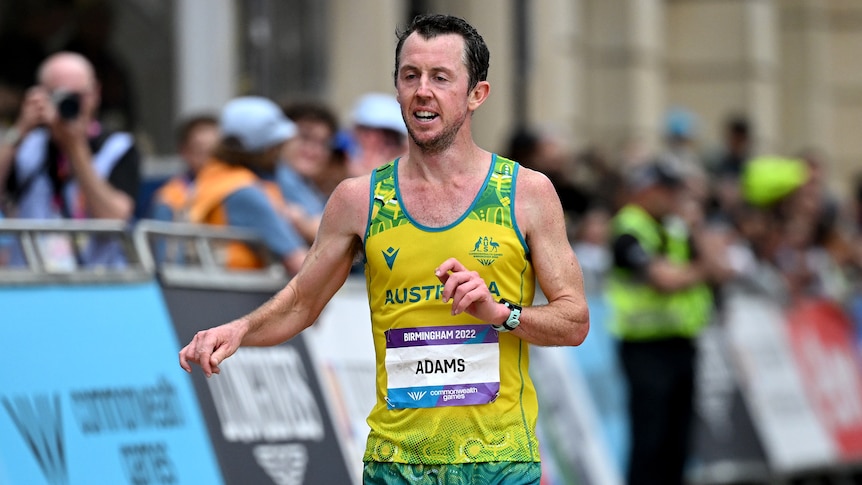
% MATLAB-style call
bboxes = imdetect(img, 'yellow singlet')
[362,154,539,464]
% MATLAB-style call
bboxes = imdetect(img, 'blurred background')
[1,0,861,197]
[5,1,862,484]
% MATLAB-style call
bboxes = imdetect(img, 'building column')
[327,0,406,126]
[583,0,666,158]
[665,0,780,154]
[825,1,862,196]
[779,0,832,159]
[174,0,237,118]
[528,0,585,153]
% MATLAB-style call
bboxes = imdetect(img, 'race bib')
[384,324,500,409]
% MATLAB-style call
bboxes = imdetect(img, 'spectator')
[606,157,733,485]
[316,129,352,198]
[277,100,339,244]
[740,155,809,212]
[346,92,407,176]
[704,114,754,224]
[661,107,709,206]
[796,148,842,250]
[662,107,702,174]
[706,113,753,179]
[185,96,306,274]
[148,113,219,222]
[743,154,851,303]
[0,51,140,268]
[570,204,612,293]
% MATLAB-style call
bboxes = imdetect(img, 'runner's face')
[395,33,472,155]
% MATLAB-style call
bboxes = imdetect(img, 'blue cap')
[220,96,296,152]
[352,92,407,135]
[664,107,698,139]
[332,129,356,154]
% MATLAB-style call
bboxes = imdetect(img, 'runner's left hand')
[435,258,507,324]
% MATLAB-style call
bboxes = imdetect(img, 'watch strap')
[493,299,522,332]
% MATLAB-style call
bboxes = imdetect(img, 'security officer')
[607,156,731,485]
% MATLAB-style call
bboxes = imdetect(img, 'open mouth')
[414,110,438,122]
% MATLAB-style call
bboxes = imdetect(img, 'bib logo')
[470,236,502,266]
[406,391,427,401]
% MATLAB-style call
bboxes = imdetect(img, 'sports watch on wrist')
[492,299,522,332]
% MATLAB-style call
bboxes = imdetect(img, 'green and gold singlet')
[362,155,539,465]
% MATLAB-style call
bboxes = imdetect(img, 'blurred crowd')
[2,43,862,313]
[545,109,862,314]
[0,48,413,273]
[6,9,862,485]
[517,110,862,484]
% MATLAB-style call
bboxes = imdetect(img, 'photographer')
[0,51,140,267]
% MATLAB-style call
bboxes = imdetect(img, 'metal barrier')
[0,219,351,484]
[0,219,230,485]
[13,219,862,484]
[0,219,149,285]
[0,219,288,291]
[133,219,288,292]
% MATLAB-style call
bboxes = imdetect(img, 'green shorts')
[362,461,541,485]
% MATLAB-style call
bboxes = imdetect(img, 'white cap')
[351,92,407,135]
[220,96,296,152]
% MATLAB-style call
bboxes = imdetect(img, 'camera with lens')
[51,90,81,120]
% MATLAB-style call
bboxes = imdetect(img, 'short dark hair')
[726,114,750,138]
[175,114,218,148]
[394,13,490,91]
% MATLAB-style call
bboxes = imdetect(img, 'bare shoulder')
[321,174,372,237]
[515,165,557,198]
[329,174,371,205]
[514,165,564,230]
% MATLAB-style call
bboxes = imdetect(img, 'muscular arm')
[179,175,369,376]
[510,167,589,346]
[614,227,732,292]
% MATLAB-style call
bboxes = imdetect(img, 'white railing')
[0,219,287,291]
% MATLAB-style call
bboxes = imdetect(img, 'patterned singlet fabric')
[362,154,539,464]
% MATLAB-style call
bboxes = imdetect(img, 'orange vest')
[189,159,285,269]
[153,174,193,214]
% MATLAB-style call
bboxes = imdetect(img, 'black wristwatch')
[492,299,522,332]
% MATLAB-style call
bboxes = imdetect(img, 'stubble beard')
[408,111,467,156]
